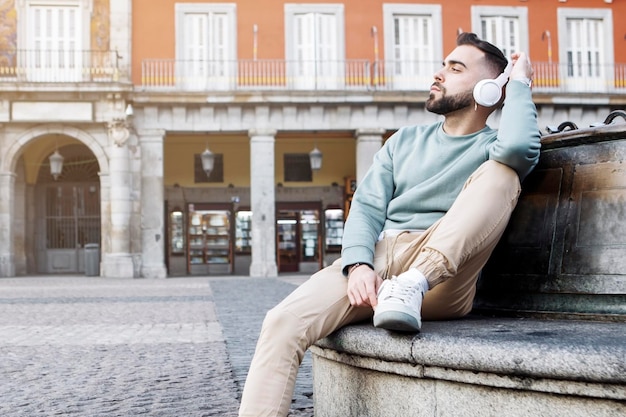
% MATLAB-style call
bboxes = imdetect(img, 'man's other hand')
[510,52,534,83]
[347,265,383,308]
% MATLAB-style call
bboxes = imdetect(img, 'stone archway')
[2,125,109,175]
[35,144,102,274]
[0,125,109,277]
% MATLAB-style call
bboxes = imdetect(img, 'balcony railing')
[0,49,120,82]
[533,61,626,92]
[142,59,626,95]
[141,59,373,91]
[2,51,625,95]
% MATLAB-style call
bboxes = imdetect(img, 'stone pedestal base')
[0,254,15,278]
[101,254,135,278]
[249,262,278,278]
[141,264,167,279]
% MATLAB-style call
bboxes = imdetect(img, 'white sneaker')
[373,269,428,333]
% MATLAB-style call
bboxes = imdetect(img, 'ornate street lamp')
[201,146,215,177]
[49,149,64,180]
[309,145,323,171]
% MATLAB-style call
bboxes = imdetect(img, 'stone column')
[139,129,167,278]
[99,173,112,256]
[248,129,278,277]
[13,166,26,275]
[355,128,385,184]
[102,122,134,278]
[0,172,15,277]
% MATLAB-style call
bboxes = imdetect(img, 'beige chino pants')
[239,160,521,417]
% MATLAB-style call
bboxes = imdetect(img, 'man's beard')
[426,85,474,115]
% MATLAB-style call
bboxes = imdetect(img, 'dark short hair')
[456,32,507,75]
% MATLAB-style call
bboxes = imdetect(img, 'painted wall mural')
[91,0,110,52]
[0,0,17,68]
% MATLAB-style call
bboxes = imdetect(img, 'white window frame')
[383,3,442,91]
[16,0,92,82]
[471,6,529,58]
[175,3,237,91]
[285,3,345,90]
[557,7,614,93]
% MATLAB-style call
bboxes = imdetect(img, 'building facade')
[0,0,624,278]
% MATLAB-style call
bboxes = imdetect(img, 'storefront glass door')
[300,210,320,262]
[277,215,299,272]
[277,203,322,273]
[187,204,233,275]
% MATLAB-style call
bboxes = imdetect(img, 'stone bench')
[311,118,626,417]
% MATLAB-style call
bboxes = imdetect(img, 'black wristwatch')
[348,263,373,275]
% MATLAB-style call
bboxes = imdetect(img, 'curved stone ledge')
[311,317,626,417]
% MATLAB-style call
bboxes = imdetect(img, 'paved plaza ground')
[0,275,313,416]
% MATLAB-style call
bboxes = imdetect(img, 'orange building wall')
[131,0,626,85]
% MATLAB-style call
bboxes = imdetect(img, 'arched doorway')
[35,144,100,274]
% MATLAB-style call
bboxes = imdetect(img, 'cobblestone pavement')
[0,275,313,417]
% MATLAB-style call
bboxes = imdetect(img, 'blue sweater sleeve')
[488,80,542,180]
[340,133,398,274]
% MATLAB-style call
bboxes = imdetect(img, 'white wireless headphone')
[473,61,513,107]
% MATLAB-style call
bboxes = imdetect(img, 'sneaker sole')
[373,310,421,333]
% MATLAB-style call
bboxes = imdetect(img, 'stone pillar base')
[141,264,167,279]
[0,255,15,278]
[102,254,135,278]
[250,262,278,278]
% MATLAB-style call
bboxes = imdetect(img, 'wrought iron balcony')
[141,58,626,95]
[0,49,121,83]
[141,59,374,91]
[2,50,625,95]
[532,61,626,93]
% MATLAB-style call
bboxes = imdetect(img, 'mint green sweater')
[341,81,541,274]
